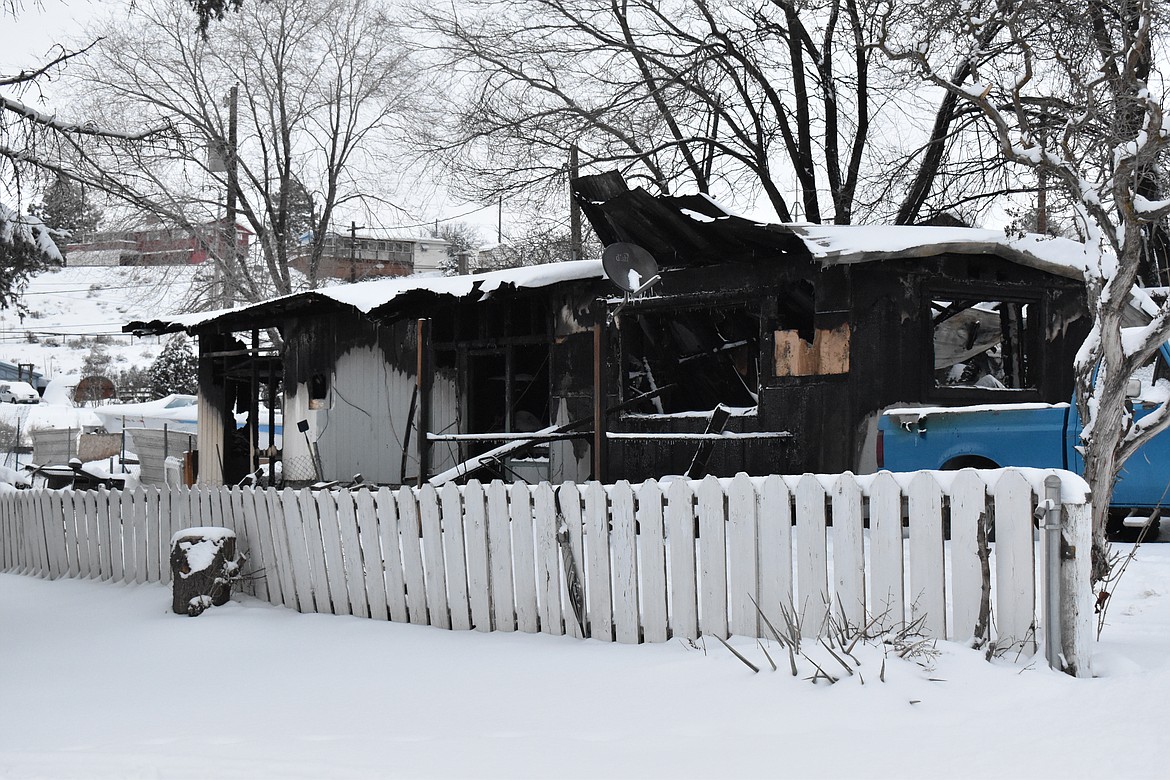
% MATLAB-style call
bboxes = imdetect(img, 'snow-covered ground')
[1,543,1168,779]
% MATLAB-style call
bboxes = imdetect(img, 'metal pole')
[1044,474,1063,670]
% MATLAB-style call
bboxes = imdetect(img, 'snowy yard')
[2,544,1169,779]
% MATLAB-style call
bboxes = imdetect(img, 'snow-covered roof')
[127,260,608,334]
[790,225,1091,280]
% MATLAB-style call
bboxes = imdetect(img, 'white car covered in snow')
[0,381,40,404]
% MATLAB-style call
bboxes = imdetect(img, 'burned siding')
[281,310,458,485]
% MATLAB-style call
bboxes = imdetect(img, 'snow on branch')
[0,94,172,141]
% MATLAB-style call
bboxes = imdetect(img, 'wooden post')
[416,318,432,487]
[1061,500,1094,677]
[592,321,607,482]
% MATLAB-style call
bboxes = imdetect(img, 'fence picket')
[583,481,612,641]
[950,470,988,641]
[39,491,65,579]
[666,479,698,641]
[63,491,80,578]
[994,470,1036,654]
[159,487,176,584]
[315,490,350,615]
[238,488,269,600]
[354,488,387,621]
[278,489,309,611]
[82,491,100,579]
[297,488,332,612]
[337,490,370,619]
[697,476,729,639]
[794,475,828,637]
[29,493,47,577]
[397,486,430,625]
[532,483,563,636]
[509,483,539,634]
[440,483,472,631]
[418,484,450,630]
[463,481,493,631]
[832,473,865,631]
[728,473,759,638]
[637,480,668,643]
[112,489,131,583]
[486,481,515,632]
[24,494,42,577]
[757,475,792,637]
[611,480,640,644]
[264,489,294,607]
[908,472,947,638]
[93,489,111,580]
[132,489,149,585]
[375,487,410,623]
[144,489,161,584]
[558,483,587,639]
[868,472,904,629]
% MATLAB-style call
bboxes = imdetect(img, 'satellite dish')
[602,242,660,293]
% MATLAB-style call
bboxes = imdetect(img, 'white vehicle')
[0,381,40,404]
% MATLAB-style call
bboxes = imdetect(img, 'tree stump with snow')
[170,527,245,616]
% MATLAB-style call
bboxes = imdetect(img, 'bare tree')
[410,0,887,223]
[880,0,1170,580]
[61,0,419,305]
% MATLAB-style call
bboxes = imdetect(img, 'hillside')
[0,263,208,383]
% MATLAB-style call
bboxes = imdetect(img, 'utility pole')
[570,145,582,262]
[222,84,239,308]
[498,198,503,244]
[348,220,365,283]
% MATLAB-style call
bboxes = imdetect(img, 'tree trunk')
[170,529,242,616]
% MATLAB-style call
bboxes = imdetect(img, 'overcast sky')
[0,1,114,73]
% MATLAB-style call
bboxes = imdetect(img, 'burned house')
[128,173,1091,486]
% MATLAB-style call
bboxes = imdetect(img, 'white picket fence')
[0,470,1092,671]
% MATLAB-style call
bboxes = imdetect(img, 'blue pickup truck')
[876,346,1170,537]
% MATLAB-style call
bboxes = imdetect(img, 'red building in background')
[66,220,252,267]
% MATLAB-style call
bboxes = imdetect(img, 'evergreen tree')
[0,204,59,312]
[435,222,482,275]
[148,334,198,398]
[28,175,103,255]
[276,177,316,256]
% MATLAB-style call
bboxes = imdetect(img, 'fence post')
[1061,498,1094,677]
[1042,475,1062,670]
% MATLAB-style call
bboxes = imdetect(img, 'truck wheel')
[941,456,999,470]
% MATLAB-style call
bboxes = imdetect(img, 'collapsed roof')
[574,170,1091,279]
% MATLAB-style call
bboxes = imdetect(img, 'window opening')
[622,304,760,413]
[309,372,329,409]
[932,298,1034,390]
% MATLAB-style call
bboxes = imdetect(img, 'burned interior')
[930,291,1040,396]
[619,299,761,414]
